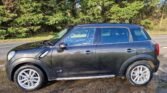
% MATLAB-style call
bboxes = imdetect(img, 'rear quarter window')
[131,28,151,41]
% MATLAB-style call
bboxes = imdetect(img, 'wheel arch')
[10,58,51,81]
[119,54,157,76]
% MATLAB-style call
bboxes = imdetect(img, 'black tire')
[126,61,153,86]
[14,65,45,91]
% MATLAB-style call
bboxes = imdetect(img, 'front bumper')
[5,61,13,81]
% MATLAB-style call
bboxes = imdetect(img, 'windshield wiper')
[43,40,54,46]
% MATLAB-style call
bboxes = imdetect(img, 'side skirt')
[56,75,115,80]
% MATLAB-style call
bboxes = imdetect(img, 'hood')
[12,41,45,51]
[11,39,58,51]
[9,40,55,61]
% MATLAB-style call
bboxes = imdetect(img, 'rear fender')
[119,54,159,76]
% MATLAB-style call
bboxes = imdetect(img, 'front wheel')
[126,61,153,86]
[14,65,45,91]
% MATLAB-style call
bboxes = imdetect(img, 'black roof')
[76,23,142,28]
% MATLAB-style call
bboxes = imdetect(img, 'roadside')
[0,32,54,43]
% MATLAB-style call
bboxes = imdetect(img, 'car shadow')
[31,77,157,93]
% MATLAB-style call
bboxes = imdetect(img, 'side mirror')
[59,43,67,50]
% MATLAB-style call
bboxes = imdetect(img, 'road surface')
[0,42,28,61]
[0,35,167,61]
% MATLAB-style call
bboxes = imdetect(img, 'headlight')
[8,51,16,61]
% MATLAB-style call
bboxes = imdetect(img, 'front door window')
[63,27,96,46]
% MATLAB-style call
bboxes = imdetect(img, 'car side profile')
[6,23,160,91]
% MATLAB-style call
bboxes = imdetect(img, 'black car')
[6,23,160,91]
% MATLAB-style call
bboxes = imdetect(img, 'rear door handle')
[127,48,136,53]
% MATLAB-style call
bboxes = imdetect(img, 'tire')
[14,65,45,91]
[126,61,153,86]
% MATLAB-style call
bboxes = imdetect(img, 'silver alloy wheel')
[130,65,151,85]
[17,68,41,90]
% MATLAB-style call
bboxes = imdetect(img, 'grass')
[0,19,167,42]
[148,30,167,36]
[149,18,167,35]
[0,32,54,43]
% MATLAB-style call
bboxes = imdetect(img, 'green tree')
[0,0,161,39]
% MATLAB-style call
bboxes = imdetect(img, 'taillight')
[155,43,160,56]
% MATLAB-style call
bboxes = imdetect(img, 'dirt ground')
[0,56,166,93]
[0,70,159,93]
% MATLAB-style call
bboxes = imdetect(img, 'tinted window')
[63,27,95,46]
[100,28,129,44]
[131,28,151,41]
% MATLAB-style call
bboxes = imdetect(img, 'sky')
[160,0,167,3]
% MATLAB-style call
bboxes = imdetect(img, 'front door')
[52,27,100,77]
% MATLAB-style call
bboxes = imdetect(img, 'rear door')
[95,27,137,75]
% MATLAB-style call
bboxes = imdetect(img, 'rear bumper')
[153,59,160,72]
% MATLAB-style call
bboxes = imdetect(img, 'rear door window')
[131,28,151,41]
[99,27,129,44]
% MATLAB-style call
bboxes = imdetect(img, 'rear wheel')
[126,61,153,86]
[14,65,45,91]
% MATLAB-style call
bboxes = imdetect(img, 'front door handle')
[85,50,92,54]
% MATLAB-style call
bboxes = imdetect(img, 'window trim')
[131,27,151,42]
[60,27,97,47]
[96,26,131,45]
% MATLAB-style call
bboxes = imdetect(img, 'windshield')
[43,28,68,46]
[55,28,68,39]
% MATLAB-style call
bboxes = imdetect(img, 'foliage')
[140,19,153,29]
[0,0,163,39]
[109,1,144,23]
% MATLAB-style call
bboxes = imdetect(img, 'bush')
[140,19,153,29]
[0,29,7,39]
[0,0,161,39]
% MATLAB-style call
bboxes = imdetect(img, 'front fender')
[119,54,159,76]
[7,58,54,81]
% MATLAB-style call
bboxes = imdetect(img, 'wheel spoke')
[28,81,31,87]
[20,78,27,82]
[22,80,28,85]
[134,76,138,81]
[19,74,27,78]
[22,72,29,77]
[31,71,35,77]
[29,70,33,76]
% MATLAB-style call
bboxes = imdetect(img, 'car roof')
[76,23,142,29]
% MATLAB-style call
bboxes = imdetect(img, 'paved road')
[152,35,167,58]
[0,42,28,61]
[0,35,167,61]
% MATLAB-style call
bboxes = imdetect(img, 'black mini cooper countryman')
[6,24,160,91]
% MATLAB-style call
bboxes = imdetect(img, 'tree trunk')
[159,12,164,28]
